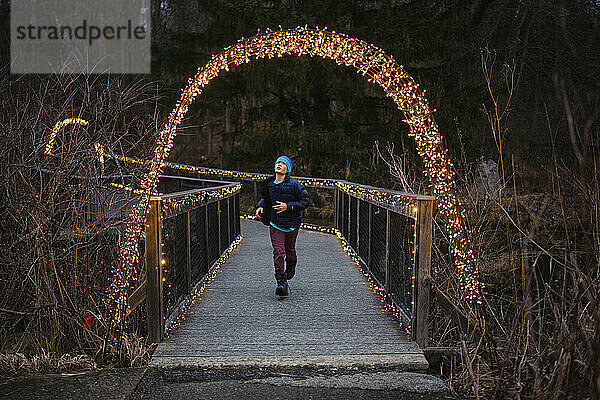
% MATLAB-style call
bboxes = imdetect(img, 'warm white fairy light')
[94,142,105,171]
[97,150,338,188]
[161,184,242,218]
[164,234,243,334]
[45,118,89,155]
[334,228,412,334]
[105,26,480,341]
[106,182,143,194]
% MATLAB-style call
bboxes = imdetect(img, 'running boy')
[255,155,310,296]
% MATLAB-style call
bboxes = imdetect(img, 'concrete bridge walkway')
[151,219,427,370]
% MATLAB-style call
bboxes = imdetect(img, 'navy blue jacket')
[256,175,310,229]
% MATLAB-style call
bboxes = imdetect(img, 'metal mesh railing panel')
[162,213,188,317]
[349,196,358,250]
[341,190,346,232]
[207,202,219,265]
[358,200,370,262]
[369,205,387,285]
[189,206,207,284]
[219,199,229,252]
[388,211,415,317]
[228,197,235,242]
[335,190,341,229]
[234,193,241,236]
[342,193,349,238]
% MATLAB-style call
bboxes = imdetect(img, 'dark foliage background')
[141,0,600,191]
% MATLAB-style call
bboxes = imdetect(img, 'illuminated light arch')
[44,118,89,155]
[106,27,480,337]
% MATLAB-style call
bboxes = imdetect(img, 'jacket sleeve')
[256,180,266,209]
[286,182,310,213]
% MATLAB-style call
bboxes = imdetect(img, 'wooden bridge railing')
[127,178,241,343]
[157,163,434,347]
[50,159,436,347]
[105,159,434,346]
[334,181,433,347]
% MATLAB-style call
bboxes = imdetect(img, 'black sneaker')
[275,273,289,296]
[285,260,297,280]
[276,281,289,296]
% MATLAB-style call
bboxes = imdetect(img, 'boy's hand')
[273,201,287,213]
[255,207,263,219]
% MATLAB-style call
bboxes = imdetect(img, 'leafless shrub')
[373,140,426,194]
[414,47,600,398]
[380,120,597,398]
[120,333,155,368]
[0,68,161,372]
[0,351,97,377]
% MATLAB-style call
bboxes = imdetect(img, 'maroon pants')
[269,226,299,275]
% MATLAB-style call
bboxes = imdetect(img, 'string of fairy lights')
[335,181,418,218]
[334,227,413,335]
[97,149,338,189]
[44,118,89,155]
[106,182,160,196]
[161,184,242,218]
[164,234,243,335]
[97,150,420,218]
[55,26,481,341]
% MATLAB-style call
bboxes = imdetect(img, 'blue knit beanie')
[275,155,292,174]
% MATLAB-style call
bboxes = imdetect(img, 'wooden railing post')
[339,192,343,235]
[145,198,164,344]
[341,192,345,235]
[228,197,232,243]
[217,200,222,252]
[413,199,433,348]
[347,196,351,240]
[237,193,241,235]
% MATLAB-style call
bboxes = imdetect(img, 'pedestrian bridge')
[150,219,426,370]
[110,161,436,370]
